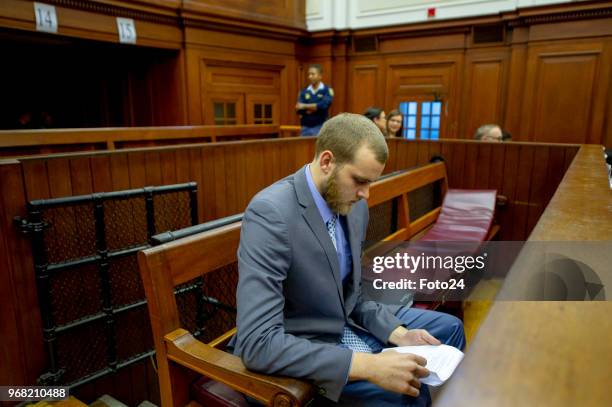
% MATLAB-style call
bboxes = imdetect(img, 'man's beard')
[323,169,354,215]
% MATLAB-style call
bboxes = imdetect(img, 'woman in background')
[386,109,404,138]
[363,107,387,136]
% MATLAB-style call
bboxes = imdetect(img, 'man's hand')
[388,326,441,347]
[350,352,429,397]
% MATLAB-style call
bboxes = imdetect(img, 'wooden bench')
[137,162,498,406]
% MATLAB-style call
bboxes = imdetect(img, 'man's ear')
[318,150,335,175]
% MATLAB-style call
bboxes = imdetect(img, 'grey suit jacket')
[233,166,403,401]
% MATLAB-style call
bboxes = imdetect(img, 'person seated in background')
[474,124,503,142]
[363,107,387,136]
[296,63,334,137]
[386,110,404,138]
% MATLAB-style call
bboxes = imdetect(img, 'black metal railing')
[16,183,198,388]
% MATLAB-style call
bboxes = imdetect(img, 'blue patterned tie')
[326,215,337,250]
[326,215,372,353]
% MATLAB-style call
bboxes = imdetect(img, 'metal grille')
[408,181,442,220]
[17,182,198,388]
[366,199,397,245]
[176,262,238,344]
[43,204,97,264]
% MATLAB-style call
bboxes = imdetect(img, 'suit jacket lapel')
[294,167,345,308]
[345,208,362,304]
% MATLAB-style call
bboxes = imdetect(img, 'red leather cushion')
[191,377,250,407]
[420,189,496,242]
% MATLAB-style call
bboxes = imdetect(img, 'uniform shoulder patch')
[329,88,334,97]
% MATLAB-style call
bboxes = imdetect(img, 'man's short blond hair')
[315,113,388,165]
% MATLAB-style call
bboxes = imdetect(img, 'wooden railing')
[0,125,286,158]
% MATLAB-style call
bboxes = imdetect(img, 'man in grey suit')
[234,113,465,406]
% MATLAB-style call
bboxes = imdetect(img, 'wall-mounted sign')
[34,2,58,33]
[116,17,137,44]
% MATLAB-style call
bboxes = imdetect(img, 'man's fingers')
[405,385,420,398]
[415,365,430,378]
[409,378,421,390]
[422,331,441,345]
[412,354,427,366]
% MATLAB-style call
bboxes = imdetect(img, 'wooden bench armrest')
[165,328,315,406]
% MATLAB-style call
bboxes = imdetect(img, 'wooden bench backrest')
[368,162,448,241]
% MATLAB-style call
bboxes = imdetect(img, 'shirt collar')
[307,82,326,93]
[305,164,335,224]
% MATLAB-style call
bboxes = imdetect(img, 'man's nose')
[357,186,369,200]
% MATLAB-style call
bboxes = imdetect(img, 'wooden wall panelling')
[246,143,266,206]
[511,145,536,240]
[70,157,94,195]
[448,142,466,189]
[460,48,509,138]
[349,59,382,114]
[198,59,284,126]
[160,150,178,185]
[462,143,479,190]
[504,30,528,141]
[185,48,204,124]
[175,148,192,185]
[596,38,612,148]
[428,141,441,163]
[212,146,227,218]
[181,0,306,32]
[224,145,239,216]
[149,49,188,126]
[416,141,430,166]
[109,154,131,191]
[235,145,248,218]
[191,147,209,222]
[91,155,113,193]
[439,141,453,182]
[475,143,493,191]
[331,36,350,115]
[497,143,518,240]
[127,152,147,189]
[487,143,506,195]
[404,140,419,169]
[183,26,296,126]
[0,160,45,387]
[385,138,398,173]
[520,40,608,144]
[526,146,551,234]
[280,58,295,126]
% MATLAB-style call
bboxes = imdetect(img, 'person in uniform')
[296,63,334,136]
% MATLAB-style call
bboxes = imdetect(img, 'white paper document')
[382,344,464,386]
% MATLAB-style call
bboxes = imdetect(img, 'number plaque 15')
[116,17,137,44]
